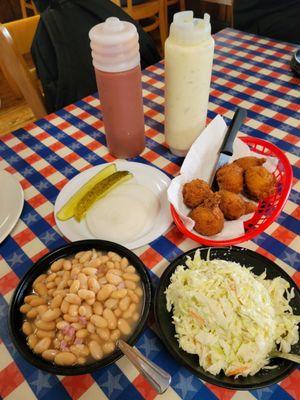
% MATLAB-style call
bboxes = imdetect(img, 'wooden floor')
[0,67,35,136]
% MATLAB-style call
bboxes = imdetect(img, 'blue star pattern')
[136,329,161,358]
[6,251,24,267]
[40,122,52,130]
[21,167,34,177]
[46,154,59,163]
[61,166,75,177]
[100,371,124,398]
[29,370,54,397]
[36,181,50,191]
[40,230,58,245]
[281,250,300,270]
[173,370,201,400]
[32,143,44,151]
[76,121,87,129]
[69,142,81,150]
[85,153,98,162]
[23,212,39,225]
[55,132,66,140]
[251,385,276,400]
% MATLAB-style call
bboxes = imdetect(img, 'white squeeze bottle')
[164,11,214,156]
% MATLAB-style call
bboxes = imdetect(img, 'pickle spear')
[57,164,117,221]
[74,170,133,222]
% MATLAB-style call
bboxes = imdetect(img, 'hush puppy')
[234,156,266,171]
[190,206,224,236]
[182,179,212,208]
[216,163,243,194]
[245,166,276,200]
[218,190,257,220]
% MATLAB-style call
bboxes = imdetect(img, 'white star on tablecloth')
[46,154,59,163]
[61,166,74,176]
[282,250,300,269]
[40,123,52,130]
[100,371,124,398]
[30,370,52,396]
[76,122,86,129]
[70,142,81,150]
[250,385,274,400]
[32,143,44,151]
[7,155,19,164]
[23,212,38,225]
[40,231,57,245]
[138,334,160,358]
[85,153,98,162]
[7,252,24,267]
[21,167,34,177]
[55,132,66,140]
[36,181,49,191]
[173,373,199,399]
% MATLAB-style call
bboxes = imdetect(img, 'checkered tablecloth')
[0,28,299,400]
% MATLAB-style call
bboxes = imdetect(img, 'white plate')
[54,161,173,249]
[0,170,24,243]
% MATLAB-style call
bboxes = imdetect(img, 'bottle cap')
[169,11,211,45]
[89,17,140,72]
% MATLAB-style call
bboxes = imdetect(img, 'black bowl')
[9,240,152,375]
[154,246,300,390]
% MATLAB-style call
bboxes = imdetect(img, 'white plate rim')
[0,170,24,244]
[54,161,173,249]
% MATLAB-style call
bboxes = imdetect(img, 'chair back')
[0,17,46,119]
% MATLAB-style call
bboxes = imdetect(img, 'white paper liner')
[167,115,278,240]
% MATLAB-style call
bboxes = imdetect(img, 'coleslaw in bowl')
[165,250,300,378]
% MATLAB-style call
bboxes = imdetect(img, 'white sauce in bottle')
[164,12,214,156]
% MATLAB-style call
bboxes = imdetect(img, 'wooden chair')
[0,15,46,119]
[112,0,167,49]
[19,0,38,18]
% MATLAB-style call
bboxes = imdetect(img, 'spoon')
[270,351,300,363]
[117,339,171,394]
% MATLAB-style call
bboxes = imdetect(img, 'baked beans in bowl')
[9,240,151,375]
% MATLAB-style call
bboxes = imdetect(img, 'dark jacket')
[31,0,160,112]
[234,0,300,44]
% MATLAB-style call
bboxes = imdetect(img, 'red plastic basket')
[171,137,293,247]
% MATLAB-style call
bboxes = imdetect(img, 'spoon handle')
[117,339,171,394]
[271,351,300,363]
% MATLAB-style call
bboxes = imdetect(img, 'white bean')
[118,319,131,335]
[54,351,77,366]
[111,289,127,299]
[97,284,115,301]
[50,259,64,272]
[93,302,103,315]
[90,315,108,328]
[70,280,80,293]
[96,328,110,341]
[42,349,58,361]
[88,341,103,360]
[119,296,131,311]
[106,272,122,285]
[22,321,33,335]
[65,293,81,305]
[41,308,61,322]
[35,319,56,331]
[34,337,51,353]
[103,308,117,330]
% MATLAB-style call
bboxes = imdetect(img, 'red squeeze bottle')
[89,17,145,158]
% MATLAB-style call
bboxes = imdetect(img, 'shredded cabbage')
[165,250,300,378]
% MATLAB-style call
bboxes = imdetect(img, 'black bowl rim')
[9,239,152,375]
[154,245,299,390]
